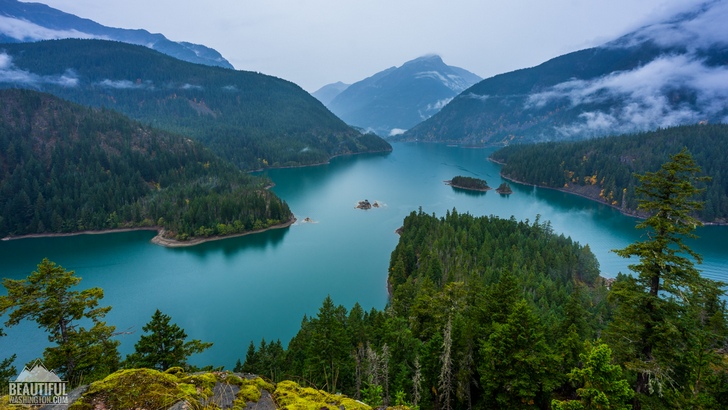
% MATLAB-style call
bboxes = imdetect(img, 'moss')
[165,366,186,376]
[274,380,370,410]
[69,368,200,410]
[179,372,217,398]
[238,384,262,403]
[247,376,275,393]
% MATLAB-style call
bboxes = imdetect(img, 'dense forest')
[2,151,726,408]
[239,209,613,408]
[490,124,728,222]
[239,205,728,409]
[447,176,490,191]
[0,39,391,170]
[0,89,292,239]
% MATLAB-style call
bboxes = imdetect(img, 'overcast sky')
[28,0,705,92]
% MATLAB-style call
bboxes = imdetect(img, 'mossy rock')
[274,380,370,410]
[69,368,200,410]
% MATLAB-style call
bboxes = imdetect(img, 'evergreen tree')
[552,342,633,410]
[606,148,726,408]
[0,258,120,383]
[125,309,212,371]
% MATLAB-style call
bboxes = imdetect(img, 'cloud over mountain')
[401,0,728,144]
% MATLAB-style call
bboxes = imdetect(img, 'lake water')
[1,143,727,370]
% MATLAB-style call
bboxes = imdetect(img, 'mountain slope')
[311,81,350,106]
[326,55,481,136]
[0,89,292,240]
[400,1,728,144]
[490,123,728,222]
[0,0,233,68]
[0,39,391,170]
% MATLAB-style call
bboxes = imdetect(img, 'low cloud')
[181,83,203,90]
[98,79,148,89]
[0,53,78,87]
[612,0,728,51]
[462,92,490,102]
[426,97,453,112]
[0,16,97,42]
[389,128,407,136]
[525,53,728,136]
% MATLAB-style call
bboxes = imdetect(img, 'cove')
[1,142,727,370]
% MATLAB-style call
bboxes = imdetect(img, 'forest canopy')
[0,89,292,239]
[490,124,728,222]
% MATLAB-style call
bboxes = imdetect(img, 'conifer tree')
[606,148,726,408]
[125,309,212,371]
[0,258,120,383]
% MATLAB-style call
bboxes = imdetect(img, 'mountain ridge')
[0,39,391,170]
[398,1,728,144]
[324,54,481,136]
[0,0,233,69]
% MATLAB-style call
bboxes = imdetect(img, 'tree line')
[490,124,728,222]
[1,150,726,409]
[0,89,291,240]
[240,150,727,409]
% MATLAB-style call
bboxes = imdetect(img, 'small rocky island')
[356,199,381,210]
[496,182,513,195]
[445,175,491,191]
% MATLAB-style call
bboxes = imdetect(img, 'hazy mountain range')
[0,39,390,170]
[398,0,728,144]
[0,0,233,68]
[317,55,481,137]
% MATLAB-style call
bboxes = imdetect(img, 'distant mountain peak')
[324,55,481,136]
[400,0,728,144]
[0,0,234,68]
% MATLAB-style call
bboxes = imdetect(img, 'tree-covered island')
[445,175,491,191]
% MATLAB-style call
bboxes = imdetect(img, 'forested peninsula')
[490,124,728,223]
[0,89,292,242]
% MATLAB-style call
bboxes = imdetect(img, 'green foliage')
[0,258,119,383]
[0,39,391,171]
[491,124,728,221]
[273,380,371,410]
[552,342,633,410]
[362,383,384,407]
[124,309,212,371]
[604,149,728,408]
[251,210,610,409]
[479,300,560,408]
[448,176,490,191]
[0,89,292,239]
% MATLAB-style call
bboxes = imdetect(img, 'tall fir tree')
[606,148,727,408]
[125,309,212,371]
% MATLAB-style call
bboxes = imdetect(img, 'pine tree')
[125,309,212,371]
[0,258,120,383]
[606,148,726,408]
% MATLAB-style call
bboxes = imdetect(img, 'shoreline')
[1,216,298,247]
[248,147,393,172]
[497,172,728,226]
[151,216,296,247]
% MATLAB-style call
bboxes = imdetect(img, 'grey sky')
[29,0,704,92]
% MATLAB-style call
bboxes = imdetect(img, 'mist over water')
[1,143,726,369]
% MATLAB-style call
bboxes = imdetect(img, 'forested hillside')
[491,124,728,222]
[239,209,612,408]
[0,39,391,170]
[0,89,292,239]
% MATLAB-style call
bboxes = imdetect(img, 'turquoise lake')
[1,142,727,369]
